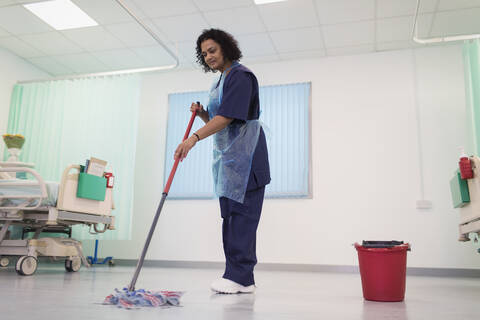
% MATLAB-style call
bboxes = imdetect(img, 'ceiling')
[0,0,479,77]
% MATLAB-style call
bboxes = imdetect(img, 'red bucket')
[355,241,411,302]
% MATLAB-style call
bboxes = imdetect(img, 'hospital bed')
[0,164,115,275]
[453,156,480,242]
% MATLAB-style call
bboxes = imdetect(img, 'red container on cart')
[355,241,411,302]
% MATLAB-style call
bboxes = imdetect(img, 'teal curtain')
[5,75,140,240]
[463,40,480,156]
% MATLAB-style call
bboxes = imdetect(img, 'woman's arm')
[174,115,233,161]
[195,115,232,140]
[198,110,209,124]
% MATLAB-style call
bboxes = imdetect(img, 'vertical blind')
[165,82,311,199]
[165,91,214,198]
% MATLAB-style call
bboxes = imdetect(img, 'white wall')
[93,44,478,269]
[0,48,48,156]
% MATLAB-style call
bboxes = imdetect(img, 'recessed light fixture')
[254,0,288,5]
[24,0,98,30]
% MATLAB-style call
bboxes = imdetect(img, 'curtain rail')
[412,0,480,44]
[17,0,179,84]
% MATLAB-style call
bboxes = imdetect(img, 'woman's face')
[201,39,227,72]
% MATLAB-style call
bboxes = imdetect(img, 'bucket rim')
[354,242,411,252]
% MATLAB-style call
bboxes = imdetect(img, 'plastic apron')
[207,63,261,203]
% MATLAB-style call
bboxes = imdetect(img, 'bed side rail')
[0,167,48,210]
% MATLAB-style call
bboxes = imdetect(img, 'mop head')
[103,288,184,309]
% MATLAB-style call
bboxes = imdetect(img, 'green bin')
[450,169,470,208]
[77,172,106,201]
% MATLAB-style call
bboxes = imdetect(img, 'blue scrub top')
[214,64,271,191]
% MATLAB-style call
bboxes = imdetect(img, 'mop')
[103,108,198,309]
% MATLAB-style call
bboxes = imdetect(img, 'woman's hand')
[191,102,209,123]
[190,102,205,114]
[174,136,197,161]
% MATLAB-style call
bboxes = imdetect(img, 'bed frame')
[0,165,115,275]
[458,157,480,242]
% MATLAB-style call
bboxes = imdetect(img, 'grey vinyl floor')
[0,262,479,320]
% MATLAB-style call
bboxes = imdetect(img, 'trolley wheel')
[0,257,9,267]
[65,257,81,272]
[15,256,38,276]
[108,259,115,266]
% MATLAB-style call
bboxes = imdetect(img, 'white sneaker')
[210,278,255,294]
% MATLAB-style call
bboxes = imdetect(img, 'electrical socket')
[416,200,432,209]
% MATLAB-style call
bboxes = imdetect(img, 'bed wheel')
[108,259,115,266]
[0,257,9,267]
[15,256,38,276]
[65,257,81,272]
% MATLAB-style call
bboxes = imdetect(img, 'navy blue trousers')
[219,186,265,286]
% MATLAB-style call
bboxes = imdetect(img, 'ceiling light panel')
[24,0,98,31]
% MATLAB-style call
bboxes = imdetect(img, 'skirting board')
[111,260,480,278]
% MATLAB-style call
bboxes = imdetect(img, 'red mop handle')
[163,110,197,194]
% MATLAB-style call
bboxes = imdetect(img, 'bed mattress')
[0,180,59,207]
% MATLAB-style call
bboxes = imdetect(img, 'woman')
[174,29,270,294]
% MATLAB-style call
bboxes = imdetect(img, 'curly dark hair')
[196,29,242,73]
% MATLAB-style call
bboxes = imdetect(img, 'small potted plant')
[2,134,25,162]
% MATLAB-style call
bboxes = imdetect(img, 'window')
[165,82,311,199]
